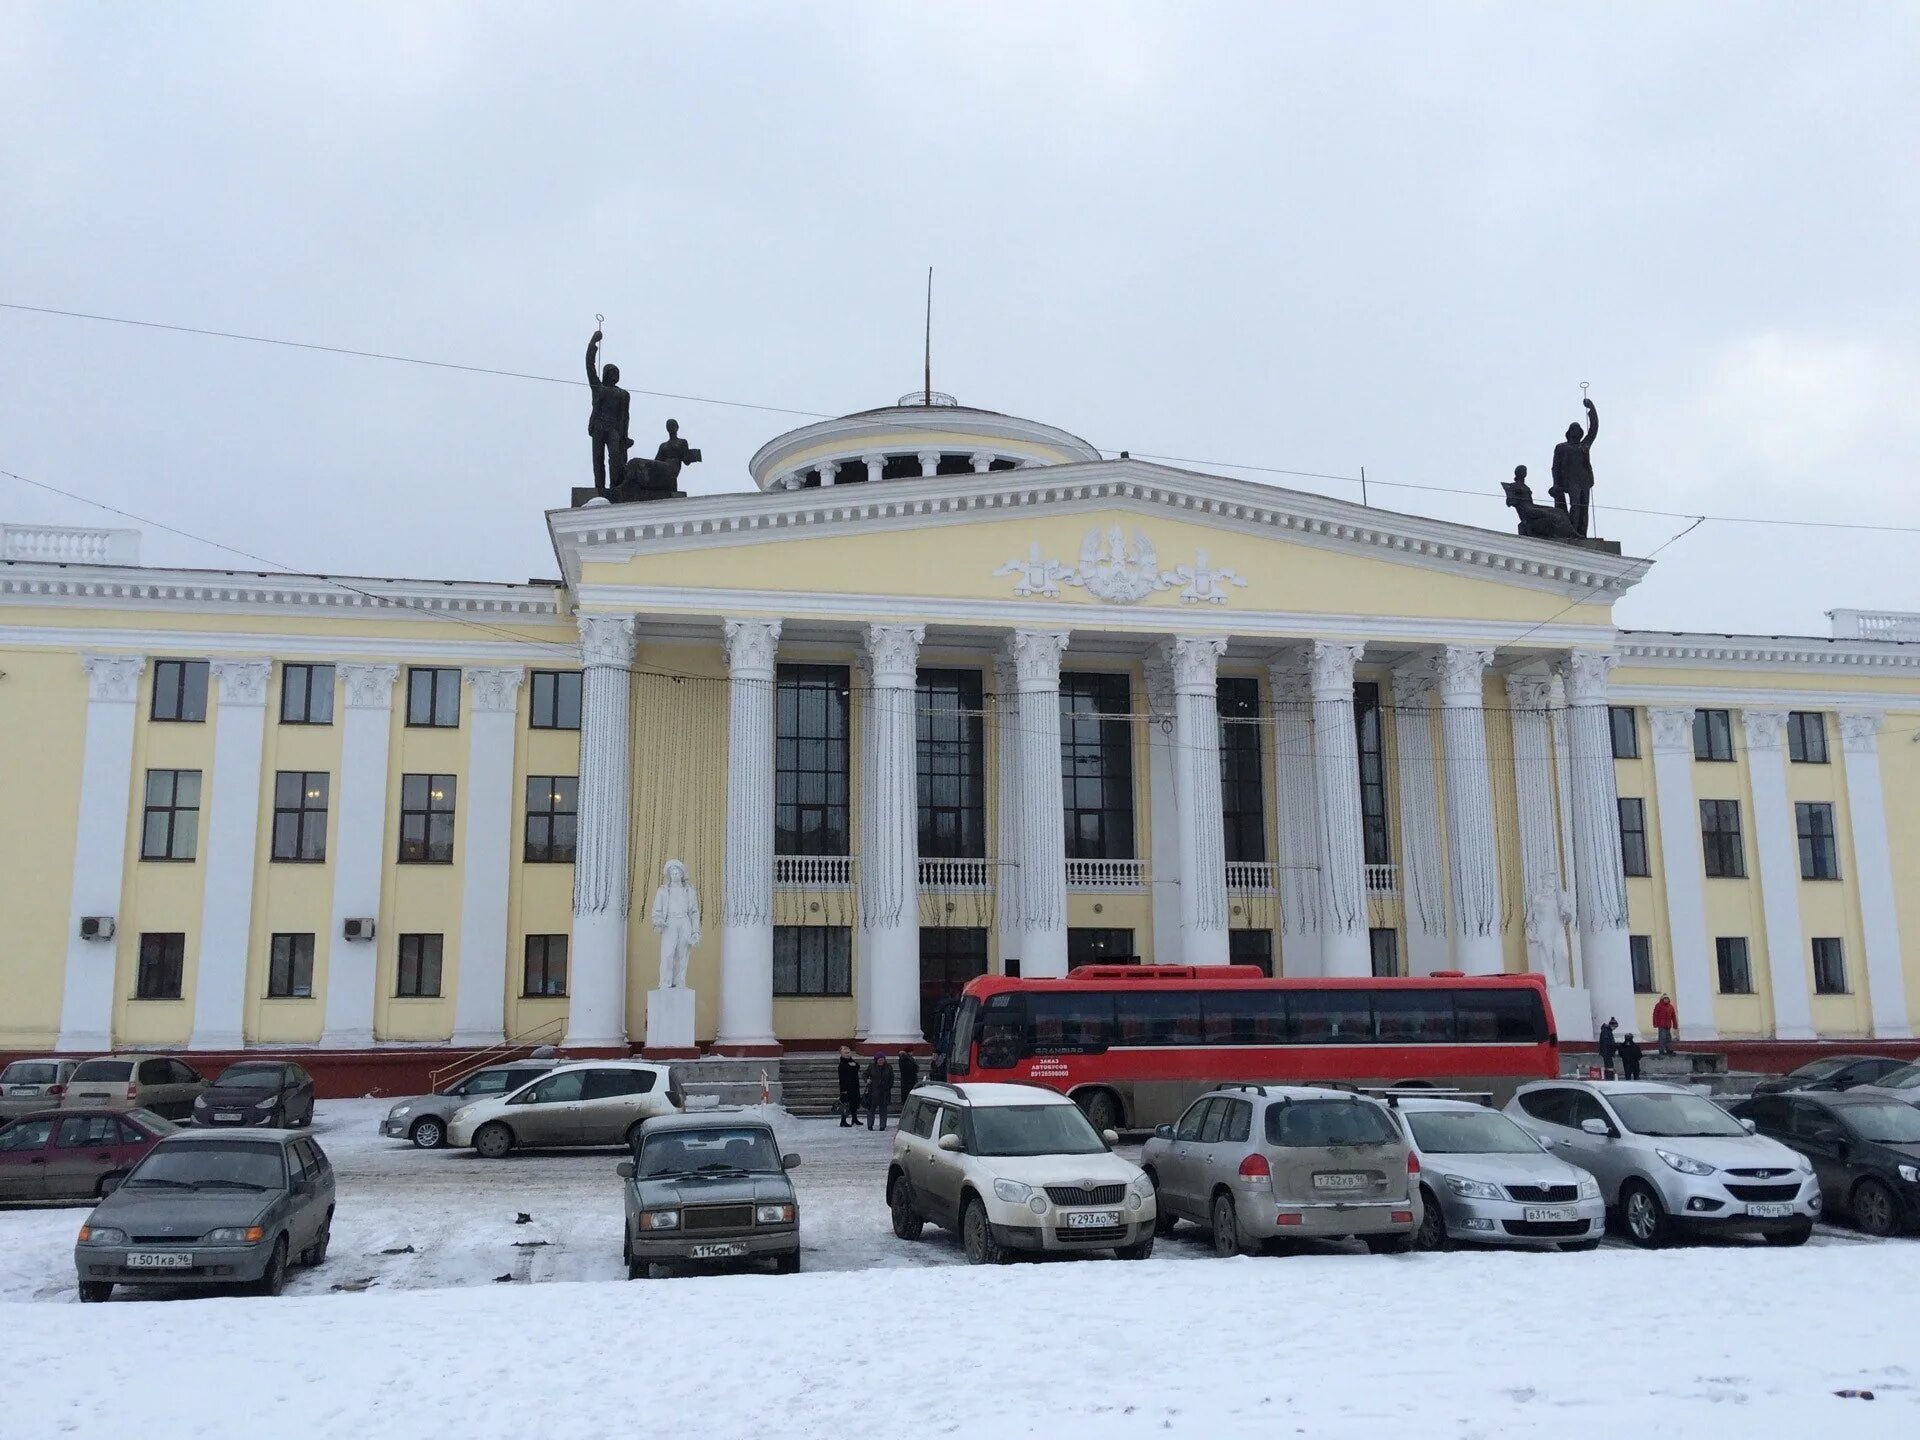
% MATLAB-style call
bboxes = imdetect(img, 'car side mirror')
[1101,1128,1119,1148]
[1739,1117,1757,1134]
[1153,1124,1174,1141]
[1579,1117,1612,1137]
[100,1175,122,1195]
[616,1160,635,1180]
[781,1153,801,1170]
[937,1133,963,1152]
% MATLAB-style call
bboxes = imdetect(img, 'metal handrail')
[428,1014,567,1092]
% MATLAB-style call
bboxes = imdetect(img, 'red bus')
[936,965,1559,1130]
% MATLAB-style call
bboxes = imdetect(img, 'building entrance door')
[920,928,988,1046]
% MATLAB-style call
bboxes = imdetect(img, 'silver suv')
[886,1082,1156,1264]
[1506,1079,1820,1248]
[1141,1085,1419,1255]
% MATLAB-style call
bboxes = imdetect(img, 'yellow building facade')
[2,397,1916,1083]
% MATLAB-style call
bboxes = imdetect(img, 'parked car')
[1395,1097,1604,1251]
[62,1055,206,1119]
[1142,1084,1419,1256]
[1506,1079,1819,1248]
[73,1129,335,1301]
[888,1081,1155,1264]
[1749,1054,1906,1096]
[193,1061,316,1129]
[1732,1091,1920,1237]
[1854,1062,1920,1109]
[618,1110,802,1278]
[0,1108,177,1203]
[446,1060,681,1159]
[0,1058,80,1121]
[380,1058,563,1149]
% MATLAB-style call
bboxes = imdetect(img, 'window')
[1368,928,1401,978]
[150,659,208,722]
[1609,706,1639,759]
[141,769,201,861]
[1198,1098,1229,1144]
[776,665,850,856]
[919,927,988,1043]
[135,933,185,999]
[1795,801,1840,880]
[1227,929,1273,977]
[280,663,335,725]
[524,776,578,863]
[772,927,851,996]
[523,935,568,996]
[1200,987,1287,1044]
[1217,678,1266,863]
[0,1119,55,1152]
[1715,936,1753,994]
[1067,928,1134,965]
[1452,988,1548,1043]
[1059,673,1134,861]
[1354,682,1391,866]
[57,1115,122,1149]
[1372,988,1455,1042]
[1114,990,1203,1046]
[271,771,329,862]
[1028,991,1118,1052]
[1693,709,1733,761]
[405,666,461,728]
[1617,797,1650,877]
[1787,711,1828,764]
[1290,988,1372,1043]
[521,1070,588,1104]
[1699,799,1746,878]
[916,669,985,858]
[1812,937,1847,995]
[396,934,443,997]
[529,670,583,730]
[582,1067,655,1099]
[399,774,457,863]
[267,933,315,998]
[1629,934,1654,994]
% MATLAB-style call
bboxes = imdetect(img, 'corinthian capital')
[578,613,637,669]
[864,623,926,684]
[1839,711,1882,754]
[1307,640,1364,699]
[1561,649,1615,705]
[1646,705,1696,753]
[721,618,781,678]
[339,662,399,710]
[81,653,146,703]
[210,658,272,707]
[1005,629,1069,689]
[1740,708,1786,752]
[1432,645,1493,703]
[1152,635,1226,696]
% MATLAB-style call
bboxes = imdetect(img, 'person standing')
[584,329,631,491]
[866,1053,894,1131]
[1652,994,1678,1057]
[1597,1018,1619,1079]
[1619,1032,1644,1081]
[897,1050,920,1101]
[837,1045,862,1128]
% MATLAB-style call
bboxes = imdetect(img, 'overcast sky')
[3,2,1917,637]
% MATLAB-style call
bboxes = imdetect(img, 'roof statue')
[574,324,701,508]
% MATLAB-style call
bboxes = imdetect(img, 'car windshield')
[1841,1103,1920,1144]
[71,1061,133,1082]
[1406,1109,1542,1155]
[1267,1100,1399,1148]
[637,1127,782,1177]
[1872,1063,1920,1091]
[127,1141,285,1191]
[213,1066,284,1089]
[971,1104,1107,1157]
[2,1062,60,1085]
[1609,1092,1747,1138]
[1788,1058,1851,1081]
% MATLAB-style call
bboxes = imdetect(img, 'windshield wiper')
[194,1179,270,1191]
[127,1176,195,1189]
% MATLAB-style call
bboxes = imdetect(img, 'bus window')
[945,998,978,1076]
[1455,988,1545,1043]
[1201,988,1287,1045]
[1372,989,1456,1043]
[1113,989,1202,1046]
[1289,988,1370,1044]
[1026,992,1115,1054]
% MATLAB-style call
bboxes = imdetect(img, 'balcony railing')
[918,857,992,890]
[1829,608,1920,641]
[1065,858,1146,890]
[1365,863,1398,898]
[773,855,852,889]
[1225,861,1275,893]
[0,523,141,565]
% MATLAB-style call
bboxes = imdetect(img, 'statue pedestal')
[1549,984,1596,1045]
[644,987,699,1058]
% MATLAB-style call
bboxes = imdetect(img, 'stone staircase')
[1560,1049,1765,1096]
[777,1054,848,1118]
[669,1057,786,1111]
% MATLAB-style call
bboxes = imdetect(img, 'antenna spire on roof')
[923,266,933,405]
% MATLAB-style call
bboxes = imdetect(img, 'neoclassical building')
[3,394,1917,1084]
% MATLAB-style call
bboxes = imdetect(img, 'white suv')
[886,1081,1157,1264]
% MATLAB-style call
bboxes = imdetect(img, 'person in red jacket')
[1652,994,1678,1056]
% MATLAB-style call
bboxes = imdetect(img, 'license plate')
[126,1251,193,1269]
[1523,1205,1577,1223]
[689,1242,746,1259]
[1314,1173,1369,1192]
[214,1111,243,1122]
[1065,1209,1121,1228]
[1747,1202,1794,1219]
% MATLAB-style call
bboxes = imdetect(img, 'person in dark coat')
[837,1045,862,1128]
[897,1050,920,1101]
[1618,1032,1644,1081]
[1597,1018,1619,1079]
[866,1053,894,1131]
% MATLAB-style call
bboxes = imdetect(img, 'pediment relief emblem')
[994,525,1245,605]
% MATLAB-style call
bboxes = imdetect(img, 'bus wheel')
[1078,1089,1123,1134]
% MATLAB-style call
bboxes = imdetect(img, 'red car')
[0,1108,177,1203]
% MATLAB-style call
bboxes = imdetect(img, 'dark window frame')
[1354,682,1391,866]
[140,768,201,862]
[150,659,209,723]
[1227,928,1274,977]
[1059,673,1135,862]
[398,774,458,864]
[1786,711,1828,765]
[1715,936,1753,995]
[396,933,444,998]
[772,926,852,997]
[1368,927,1400,978]
[776,665,851,857]
[522,934,569,997]
[267,933,315,999]
[1217,677,1266,864]
[524,775,579,864]
[135,933,186,1000]
[1629,934,1655,994]
[1795,801,1840,880]
[1811,937,1847,995]
[1067,928,1135,965]
[271,771,330,863]
[405,666,462,728]
[1700,798,1746,879]
[1617,797,1650,878]
[529,670,583,731]
[279,663,335,726]
[1693,709,1734,762]
[1608,706,1640,759]
[916,669,986,860]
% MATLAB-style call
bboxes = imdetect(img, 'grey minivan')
[380,1059,562,1149]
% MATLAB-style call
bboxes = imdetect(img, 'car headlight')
[1576,1175,1601,1201]
[639,1210,680,1231]
[79,1226,127,1246]
[1130,1174,1155,1199]
[755,1204,794,1224]
[1655,1149,1716,1177]
[389,1104,411,1119]
[1444,1175,1502,1200]
[192,1095,209,1107]
[1899,1164,1919,1185]
[255,1096,278,1110]
[993,1178,1033,1205]
[204,1226,265,1244]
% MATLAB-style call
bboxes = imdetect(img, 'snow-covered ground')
[4,1099,1915,1436]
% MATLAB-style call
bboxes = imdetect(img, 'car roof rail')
[1358,1086,1496,1108]
[918,1080,965,1098]
[1215,1081,1267,1096]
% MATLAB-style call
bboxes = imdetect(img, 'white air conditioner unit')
[343,918,376,942]
[79,916,116,941]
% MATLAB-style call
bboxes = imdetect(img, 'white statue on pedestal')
[1524,887,1575,987]
[649,859,701,989]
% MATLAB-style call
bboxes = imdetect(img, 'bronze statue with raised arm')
[585,329,631,491]
[1549,397,1599,537]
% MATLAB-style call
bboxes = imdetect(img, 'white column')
[189,659,272,1051]
[917,449,940,478]
[1309,641,1369,977]
[1008,630,1069,977]
[970,451,994,474]
[1645,703,1716,1039]
[818,458,839,486]
[1267,653,1320,975]
[1143,655,1185,965]
[1390,663,1449,975]
[321,663,399,1048]
[449,667,525,1048]
[862,453,885,485]
[852,651,875,1043]
[1506,668,1570,984]
[993,652,1025,973]
[56,655,146,1053]
[1742,710,1816,1041]
[1547,674,1586,987]
[1156,635,1231,965]
[1563,655,1638,1037]
[861,624,927,1045]
[717,618,782,1051]
[1434,646,1502,974]
[566,617,637,1050]
[1839,713,1913,1038]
